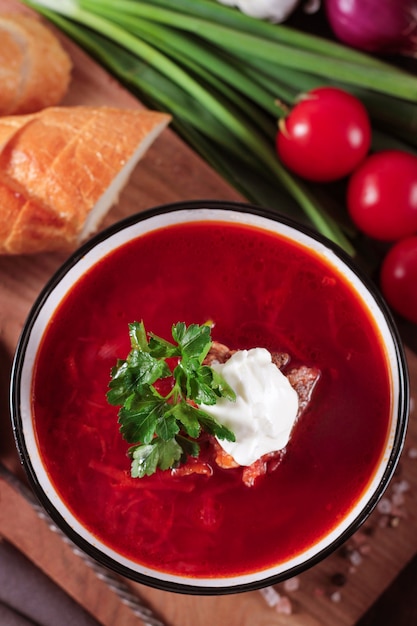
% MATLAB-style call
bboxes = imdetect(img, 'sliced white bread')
[0,12,72,115]
[0,106,171,254]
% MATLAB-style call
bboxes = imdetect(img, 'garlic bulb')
[217,0,301,23]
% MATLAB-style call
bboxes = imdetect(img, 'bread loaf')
[0,106,171,254]
[0,12,72,115]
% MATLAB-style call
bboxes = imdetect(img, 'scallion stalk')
[26,0,417,261]
[23,0,417,276]
[80,0,417,102]
[101,14,282,124]
[87,0,402,70]
[26,0,355,253]
[76,0,417,151]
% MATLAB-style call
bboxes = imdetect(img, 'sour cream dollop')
[201,347,299,466]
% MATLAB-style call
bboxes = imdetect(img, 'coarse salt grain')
[283,576,300,592]
[330,591,342,603]
[349,550,363,566]
[275,596,293,615]
[259,586,281,607]
[393,479,410,493]
[377,498,392,515]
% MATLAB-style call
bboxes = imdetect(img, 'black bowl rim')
[10,199,409,595]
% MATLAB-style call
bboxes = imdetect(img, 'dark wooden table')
[0,2,416,625]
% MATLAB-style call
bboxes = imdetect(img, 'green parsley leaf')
[169,402,202,439]
[107,321,236,478]
[172,322,212,363]
[106,360,133,406]
[118,392,167,444]
[129,350,171,385]
[176,434,200,458]
[130,438,183,478]
[128,321,149,352]
[148,333,179,358]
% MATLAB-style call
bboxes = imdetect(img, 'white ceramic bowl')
[10,201,409,594]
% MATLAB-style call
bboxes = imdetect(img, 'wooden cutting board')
[0,2,416,625]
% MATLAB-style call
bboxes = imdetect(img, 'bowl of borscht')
[11,200,408,594]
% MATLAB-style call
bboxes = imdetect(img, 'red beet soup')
[32,220,392,578]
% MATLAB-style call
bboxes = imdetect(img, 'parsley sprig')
[107,321,236,478]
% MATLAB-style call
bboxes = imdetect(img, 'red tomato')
[276,87,371,182]
[380,236,417,324]
[348,150,417,241]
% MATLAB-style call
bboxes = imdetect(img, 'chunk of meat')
[287,365,321,418]
[238,365,320,486]
[212,438,239,469]
[204,341,236,365]
[171,457,213,478]
[212,438,284,487]
[242,450,285,487]
[180,341,320,487]
[271,351,291,369]
[205,341,290,369]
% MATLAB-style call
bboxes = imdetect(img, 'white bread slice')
[0,106,171,254]
[0,12,72,115]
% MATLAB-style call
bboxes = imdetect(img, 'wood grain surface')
[0,2,416,625]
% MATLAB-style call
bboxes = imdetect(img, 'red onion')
[324,0,417,56]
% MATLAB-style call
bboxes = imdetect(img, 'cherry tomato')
[347,150,417,241]
[380,236,417,324]
[276,87,371,182]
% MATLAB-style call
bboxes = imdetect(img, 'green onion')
[85,0,406,70]
[23,0,417,260]
[80,0,417,102]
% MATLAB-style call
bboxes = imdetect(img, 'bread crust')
[0,106,171,254]
[0,12,72,115]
